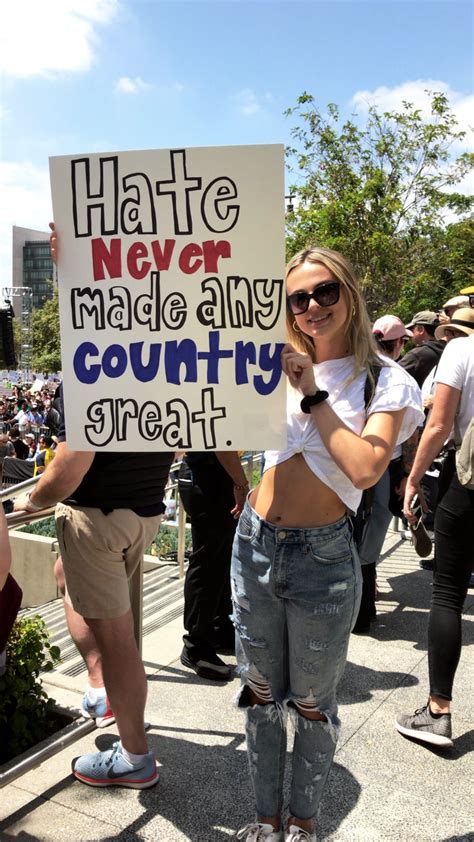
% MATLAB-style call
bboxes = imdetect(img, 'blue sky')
[1,0,473,285]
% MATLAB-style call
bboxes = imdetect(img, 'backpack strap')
[358,362,384,526]
[363,362,383,412]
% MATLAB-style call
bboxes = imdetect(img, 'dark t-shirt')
[12,439,29,460]
[399,340,446,388]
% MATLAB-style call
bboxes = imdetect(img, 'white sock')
[121,746,150,766]
[86,685,106,704]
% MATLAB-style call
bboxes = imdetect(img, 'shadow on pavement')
[89,731,361,842]
[338,661,419,705]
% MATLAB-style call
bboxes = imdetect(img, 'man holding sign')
[15,371,174,788]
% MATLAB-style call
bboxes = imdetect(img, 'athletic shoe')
[395,704,453,747]
[237,823,283,841]
[73,740,159,788]
[81,693,115,728]
[180,646,232,681]
[286,826,317,842]
[409,520,432,558]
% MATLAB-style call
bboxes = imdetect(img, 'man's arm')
[13,442,94,512]
[215,451,249,518]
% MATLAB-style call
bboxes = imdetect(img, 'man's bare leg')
[54,557,103,688]
[55,559,147,754]
[87,610,148,755]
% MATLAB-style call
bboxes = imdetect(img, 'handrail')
[0,474,40,502]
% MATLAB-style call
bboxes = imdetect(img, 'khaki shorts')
[55,502,162,619]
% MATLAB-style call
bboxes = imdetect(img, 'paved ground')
[1,528,473,841]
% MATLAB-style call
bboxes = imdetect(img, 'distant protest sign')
[49,144,286,451]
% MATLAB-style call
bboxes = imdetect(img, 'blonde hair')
[286,247,382,382]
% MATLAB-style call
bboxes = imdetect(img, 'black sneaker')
[409,520,433,558]
[180,647,233,681]
[395,704,453,747]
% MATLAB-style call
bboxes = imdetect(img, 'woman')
[396,331,474,748]
[233,248,423,842]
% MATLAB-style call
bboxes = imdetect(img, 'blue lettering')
[130,341,162,383]
[253,343,284,396]
[73,341,101,384]
[102,344,127,378]
[235,340,256,385]
[197,330,233,383]
[165,339,197,384]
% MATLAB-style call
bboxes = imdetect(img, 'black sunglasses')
[287,281,341,315]
[469,294,474,308]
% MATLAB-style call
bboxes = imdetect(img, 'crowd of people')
[0,229,473,841]
[0,388,60,477]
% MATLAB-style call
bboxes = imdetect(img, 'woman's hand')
[403,476,428,523]
[49,222,58,264]
[281,344,316,395]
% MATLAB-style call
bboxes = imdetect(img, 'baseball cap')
[435,307,474,340]
[372,315,413,341]
[460,285,474,295]
[442,295,469,311]
[405,311,440,330]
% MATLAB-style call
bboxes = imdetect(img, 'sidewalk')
[1,530,473,841]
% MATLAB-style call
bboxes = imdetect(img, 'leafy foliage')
[285,91,473,316]
[18,516,57,537]
[31,286,61,373]
[0,616,61,763]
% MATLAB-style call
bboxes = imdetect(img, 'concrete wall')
[9,531,60,608]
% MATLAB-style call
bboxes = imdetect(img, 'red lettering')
[150,239,176,271]
[127,242,151,280]
[179,243,203,274]
[91,238,122,281]
[202,240,231,272]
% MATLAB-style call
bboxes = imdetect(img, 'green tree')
[285,91,473,315]
[31,286,62,373]
[396,216,474,321]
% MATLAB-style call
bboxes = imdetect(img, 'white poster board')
[49,144,287,451]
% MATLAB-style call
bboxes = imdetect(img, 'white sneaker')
[237,823,283,841]
[285,825,317,842]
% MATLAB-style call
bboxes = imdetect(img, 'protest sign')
[49,144,286,451]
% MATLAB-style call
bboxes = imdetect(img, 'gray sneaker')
[396,705,453,747]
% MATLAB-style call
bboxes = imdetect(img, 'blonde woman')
[234,248,423,842]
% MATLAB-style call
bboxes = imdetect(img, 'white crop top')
[264,355,424,513]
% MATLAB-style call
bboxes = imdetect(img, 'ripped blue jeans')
[231,499,361,822]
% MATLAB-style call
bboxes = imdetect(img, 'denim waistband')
[241,498,351,544]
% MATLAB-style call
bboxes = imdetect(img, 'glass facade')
[23,240,55,309]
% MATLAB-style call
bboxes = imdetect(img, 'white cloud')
[233,89,273,117]
[0,0,118,78]
[114,76,151,95]
[351,80,474,149]
[0,162,52,286]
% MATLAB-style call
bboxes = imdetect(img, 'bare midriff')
[249,453,347,528]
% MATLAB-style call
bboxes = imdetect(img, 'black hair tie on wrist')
[300,391,329,413]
